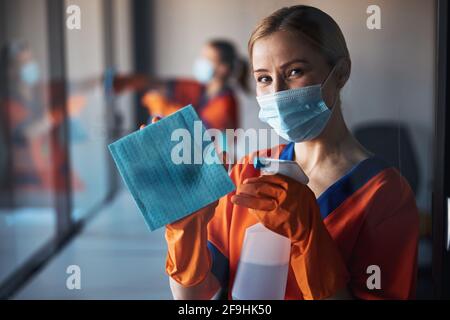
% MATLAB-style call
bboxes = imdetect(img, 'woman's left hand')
[231,174,317,243]
[231,173,350,299]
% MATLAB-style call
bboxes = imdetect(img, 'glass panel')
[65,0,110,221]
[0,0,56,285]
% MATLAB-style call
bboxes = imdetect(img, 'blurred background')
[0,0,446,299]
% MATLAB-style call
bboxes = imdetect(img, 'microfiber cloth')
[108,105,235,231]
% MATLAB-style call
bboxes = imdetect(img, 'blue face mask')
[257,65,338,142]
[20,61,40,86]
[193,57,214,84]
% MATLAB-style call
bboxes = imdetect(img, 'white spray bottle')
[231,157,308,300]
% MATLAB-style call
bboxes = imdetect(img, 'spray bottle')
[231,157,308,300]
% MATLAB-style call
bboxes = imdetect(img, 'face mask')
[257,65,338,142]
[20,61,40,86]
[193,57,214,84]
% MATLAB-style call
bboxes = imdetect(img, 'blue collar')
[279,142,389,219]
[279,142,295,161]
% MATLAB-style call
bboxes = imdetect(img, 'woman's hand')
[144,117,226,294]
[231,174,316,243]
[231,173,349,299]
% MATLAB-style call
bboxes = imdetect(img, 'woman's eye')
[257,75,272,83]
[288,68,303,77]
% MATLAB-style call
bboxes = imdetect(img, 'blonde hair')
[248,5,350,69]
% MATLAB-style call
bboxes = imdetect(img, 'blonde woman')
[164,5,419,300]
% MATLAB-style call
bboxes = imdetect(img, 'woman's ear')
[336,58,351,89]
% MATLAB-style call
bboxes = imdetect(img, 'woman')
[114,39,249,131]
[164,5,419,300]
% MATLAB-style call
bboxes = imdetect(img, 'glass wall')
[65,0,111,221]
[0,0,129,298]
[0,0,56,286]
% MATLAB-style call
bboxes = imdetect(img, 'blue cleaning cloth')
[108,105,235,231]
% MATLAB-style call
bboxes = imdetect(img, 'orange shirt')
[207,143,419,299]
[142,79,238,130]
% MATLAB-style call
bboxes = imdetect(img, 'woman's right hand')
[143,117,225,295]
[164,198,221,298]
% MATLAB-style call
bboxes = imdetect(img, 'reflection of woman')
[0,42,84,190]
[164,6,419,300]
[114,39,249,131]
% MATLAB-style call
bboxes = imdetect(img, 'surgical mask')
[193,57,214,84]
[20,61,40,86]
[257,65,338,142]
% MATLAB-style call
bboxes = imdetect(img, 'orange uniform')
[207,142,419,299]
[143,79,238,130]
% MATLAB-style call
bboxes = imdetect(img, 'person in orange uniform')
[0,42,85,191]
[163,5,419,300]
[113,39,249,131]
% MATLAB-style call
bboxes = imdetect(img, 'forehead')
[202,44,220,62]
[252,30,323,69]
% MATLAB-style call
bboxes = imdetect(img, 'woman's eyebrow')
[253,59,310,73]
[279,59,310,69]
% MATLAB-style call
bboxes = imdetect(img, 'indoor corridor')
[13,187,172,299]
